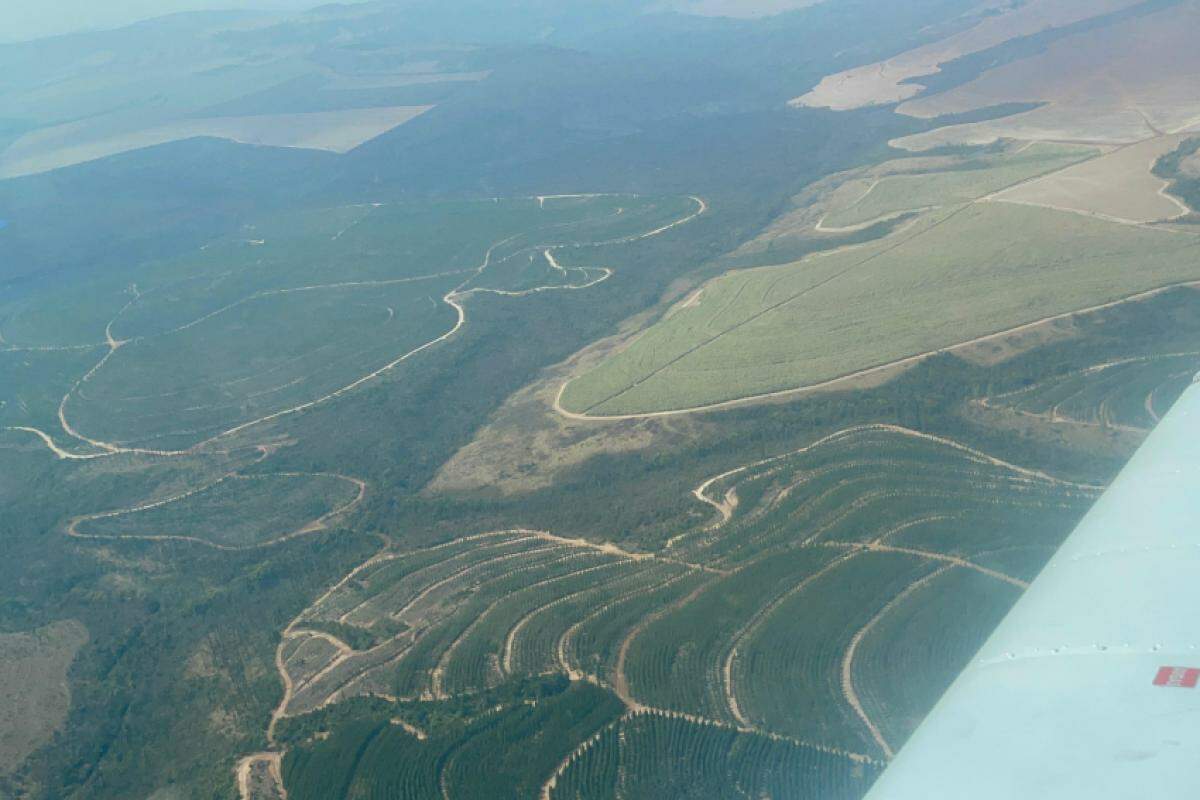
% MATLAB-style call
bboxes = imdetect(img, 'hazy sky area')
[2,0,369,42]
[1,0,828,42]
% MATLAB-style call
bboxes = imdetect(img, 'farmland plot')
[276,530,703,714]
[851,567,1019,750]
[262,424,1097,793]
[560,202,1200,416]
[550,711,880,800]
[280,681,624,800]
[891,2,1200,149]
[991,134,1194,223]
[820,142,1094,230]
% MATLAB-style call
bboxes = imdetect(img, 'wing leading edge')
[863,377,1200,799]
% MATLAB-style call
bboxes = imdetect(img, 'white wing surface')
[864,377,1200,799]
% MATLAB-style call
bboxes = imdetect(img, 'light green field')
[561,203,1200,416]
[820,143,1095,229]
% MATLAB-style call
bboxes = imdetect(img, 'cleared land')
[820,142,1094,229]
[892,2,1200,149]
[791,0,1139,110]
[0,106,432,178]
[990,134,1194,223]
[560,202,1200,416]
[0,621,88,774]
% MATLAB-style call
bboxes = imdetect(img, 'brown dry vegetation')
[894,2,1200,149]
[0,106,432,179]
[791,0,1139,110]
[0,621,88,774]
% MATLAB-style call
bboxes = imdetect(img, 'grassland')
[820,143,1094,229]
[892,2,1200,148]
[0,621,88,774]
[560,202,1200,416]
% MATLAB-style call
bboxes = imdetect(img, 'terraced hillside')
[979,352,1200,432]
[251,424,1098,797]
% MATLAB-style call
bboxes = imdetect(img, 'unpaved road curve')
[840,566,951,760]
[236,752,287,800]
[28,194,706,462]
[64,470,367,551]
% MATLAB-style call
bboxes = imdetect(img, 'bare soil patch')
[894,3,1200,149]
[990,134,1192,223]
[0,621,88,774]
[791,0,1138,111]
[1,106,432,178]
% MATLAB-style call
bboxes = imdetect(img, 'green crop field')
[561,203,1200,416]
[852,567,1020,750]
[280,680,624,800]
[820,143,1095,229]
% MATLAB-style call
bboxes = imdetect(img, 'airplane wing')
[863,376,1200,799]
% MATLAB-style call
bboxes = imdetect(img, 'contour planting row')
[549,711,881,800]
[984,353,1200,431]
[281,531,701,715]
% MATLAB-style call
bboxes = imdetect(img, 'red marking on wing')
[1154,666,1200,688]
